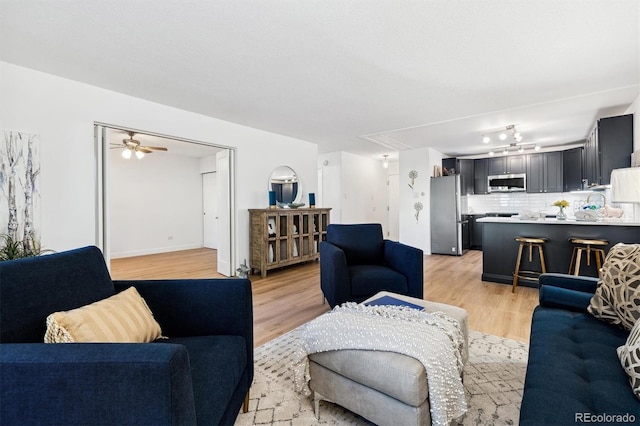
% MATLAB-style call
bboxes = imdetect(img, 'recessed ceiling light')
[534,145,541,151]
[499,133,508,141]
[489,151,494,156]
[482,135,490,143]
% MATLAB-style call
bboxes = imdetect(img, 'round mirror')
[269,166,301,205]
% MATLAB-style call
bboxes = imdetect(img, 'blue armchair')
[320,224,423,307]
[0,246,253,426]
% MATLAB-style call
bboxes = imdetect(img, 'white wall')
[318,152,343,222]
[624,93,639,152]
[109,149,204,258]
[398,147,443,254]
[318,151,387,231]
[0,62,318,270]
[340,152,387,226]
[199,155,217,174]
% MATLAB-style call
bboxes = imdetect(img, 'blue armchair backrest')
[326,223,384,265]
[0,246,115,343]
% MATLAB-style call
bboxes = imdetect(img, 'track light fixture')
[481,125,539,155]
[481,125,522,144]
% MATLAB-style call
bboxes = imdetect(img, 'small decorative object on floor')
[553,199,569,220]
[308,193,315,208]
[236,259,250,278]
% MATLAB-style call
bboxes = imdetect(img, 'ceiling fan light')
[482,135,490,144]
[515,134,523,142]
[122,148,132,159]
[135,150,145,159]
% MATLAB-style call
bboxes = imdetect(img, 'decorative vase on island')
[556,207,567,220]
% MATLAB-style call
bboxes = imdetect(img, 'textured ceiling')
[1,0,638,159]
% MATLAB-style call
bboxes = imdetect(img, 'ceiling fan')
[111,131,168,159]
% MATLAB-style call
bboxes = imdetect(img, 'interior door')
[216,150,233,276]
[202,172,218,249]
[387,174,399,240]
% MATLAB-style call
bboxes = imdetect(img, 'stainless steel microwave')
[488,174,526,193]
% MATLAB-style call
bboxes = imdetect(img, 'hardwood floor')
[111,249,539,347]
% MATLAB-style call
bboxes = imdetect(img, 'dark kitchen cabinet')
[544,151,563,192]
[473,158,488,194]
[563,147,584,192]
[442,158,475,195]
[459,159,474,195]
[526,154,544,193]
[488,155,526,175]
[526,152,563,193]
[469,214,486,250]
[584,114,633,186]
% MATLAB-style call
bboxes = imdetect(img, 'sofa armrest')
[538,273,599,312]
[0,343,196,425]
[114,278,253,383]
[320,241,350,307]
[384,240,424,299]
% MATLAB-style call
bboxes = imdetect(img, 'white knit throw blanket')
[293,302,467,426]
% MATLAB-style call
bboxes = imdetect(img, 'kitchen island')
[478,217,640,287]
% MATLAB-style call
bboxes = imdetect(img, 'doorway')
[202,172,218,249]
[94,123,236,276]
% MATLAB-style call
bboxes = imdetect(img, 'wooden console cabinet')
[249,208,331,278]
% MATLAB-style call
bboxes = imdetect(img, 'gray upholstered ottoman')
[308,291,469,426]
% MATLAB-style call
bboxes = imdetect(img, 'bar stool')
[568,238,608,276]
[513,237,548,293]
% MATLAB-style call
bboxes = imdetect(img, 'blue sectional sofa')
[520,273,639,425]
[0,246,253,425]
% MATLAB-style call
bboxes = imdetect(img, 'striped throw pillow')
[44,287,163,343]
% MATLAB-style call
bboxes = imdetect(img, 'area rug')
[235,327,528,426]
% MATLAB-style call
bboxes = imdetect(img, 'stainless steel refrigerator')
[430,175,468,255]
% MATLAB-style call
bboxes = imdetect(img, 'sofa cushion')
[162,335,247,425]
[0,246,115,343]
[588,243,640,330]
[520,306,635,425]
[349,265,408,298]
[617,318,640,400]
[44,287,163,343]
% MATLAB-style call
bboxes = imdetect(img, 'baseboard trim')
[110,244,204,259]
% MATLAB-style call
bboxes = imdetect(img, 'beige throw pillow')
[45,287,163,343]
[617,318,640,400]
[588,243,640,331]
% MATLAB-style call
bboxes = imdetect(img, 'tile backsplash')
[464,189,634,219]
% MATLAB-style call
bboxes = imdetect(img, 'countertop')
[477,216,640,226]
